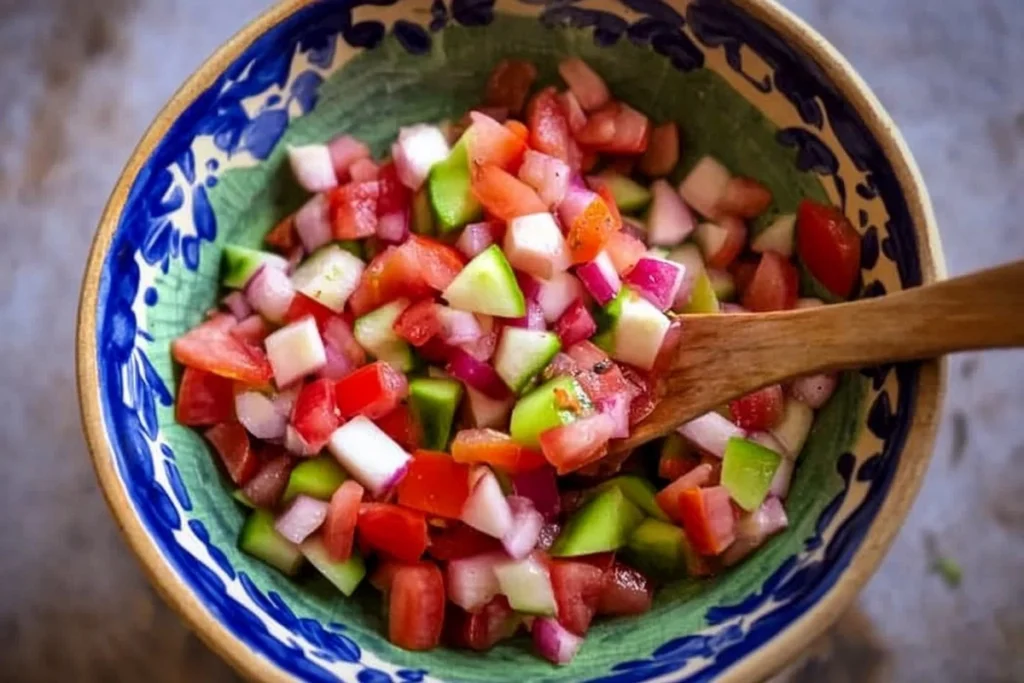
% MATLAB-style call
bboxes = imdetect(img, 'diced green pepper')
[509,376,591,448]
[589,475,670,521]
[282,456,349,503]
[550,487,644,557]
[238,509,304,576]
[625,517,688,578]
[428,139,481,232]
[721,437,782,511]
[409,377,463,450]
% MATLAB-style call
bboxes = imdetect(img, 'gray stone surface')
[0,1,1020,680]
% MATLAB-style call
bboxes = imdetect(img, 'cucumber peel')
[597,172,652,214]
[550,487,644,557]
[238,509,304,576]
[409,377,464,450]
[589,475,670,521]
[282,456,349,503]
[681,270,720,313]
[354,299,415,372]
[442,244,526,317]
[300,537,367,596]
[721,437,782,511]
[411,186,436,236]
[221,245,288,289]
[509,375,591,448]
[625,517,688,578]
[428,139,481,232]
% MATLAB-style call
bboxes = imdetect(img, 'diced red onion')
[327,135,371,179]
[535,271,583,323]
[447,348,511,400]
[287,144,338,193]
[554,298,597,348]
[349,158,380,182]
[326,416,411,497]
[243,456,292,508]
[678,412,743,458]
[597,394,631,439]
[376,210,409,244]
[624,257,686,312]
[391,124,451,191]
[678,155,731,219]
[319,342,357,381]
[285,424,315,456]
[222,291,252,321]
[505,299,546,331]
[574,251,621,306]
[323,316,367,368]
[516,271,542,301]
[502,496,544,560]
[556,185,598,231]
[518,150,570,207]
[647,179,696,246]
[456,222,496,259]
[245,265,296,324]
[286,246,304,276]
[465,386,515,429]
[790,373,837,409]
[446,552,506,611]
[511,467,560,522]
[460,468,514,539]
[475,106,509,123]
[558,58,611,111]
[437,307,484,345]
[504,213,570,280]
[274,494,328,544]
[295,193,332,252]
[532,617,583,665]
[235,390,288,440]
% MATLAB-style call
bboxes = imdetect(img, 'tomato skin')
[388,563,445,650]
[575,102,650,155]
[654,463,714,522]
[468,111,528,172]
[406,236,465,291]
[330,181,380,240]
[392,299,441,347]
[596,562,653,616]
[176,367,235,426]
[427,523,504,561]
[291,378,342,451]
[264,215,298,253]
[282,293,337,331]
[678,486,736,555]
[485,59,538,115]
[324,480,364,561]
[397,450,472,519]
[358,503,429,562]
[550,559,605,636]
[335,361,409,420]
[373,404,423,451]
[172,315,273,385]
[527,87,572,162]
[796,199,862,299]
[377,162,410,216]
[729,385,784,431]
[471,164,548,222]
[348,246,432,317]
[451,429,547,473]
[741,251,799,312]
[445,595,517,651]
[658,447,699,481]
[205,422,258,485]
[539,413,615,475]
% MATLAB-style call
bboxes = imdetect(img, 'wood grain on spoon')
[613,260,1024,453]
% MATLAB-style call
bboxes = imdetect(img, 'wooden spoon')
[612,260,1024,453]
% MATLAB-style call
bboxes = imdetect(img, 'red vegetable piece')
[527,87,573,162]
[468,111,528,172]
[172,314,273,385]
[428,523,504,561]
[445,595,517,651]
[290,378,342,451]
[484,59,538,115]
[264,215,298,253]
[451,428,547,474]
[369,558,404,593]
[554,299,598,348]
[330,181,379,240]
[596,562,653,616]
[176,367,235,426]
[796,199,862,299]
[719,177,772,219]
[324,480,364,561]
[205,422,258,485]
[406,235,466,291]
[393,299,442,347]
[471,164,548,222]
[539,413,616,475]
[335,361,409,420]
[242,454,293,508]
[638,122,680,177]
[655,463,714,522]
[348,246,432,317]
[358,503,429,562]
[741,251,798,312]
[388,563,445,650]
[282,293,337,331]
[604,230,647,275]
[376,162,410,216]
[550,559,605,636]
[397,450,472,519]
[729,385,784,431]
[730,257,760,295]
[566,193,618,264]
[704,216,747,270]
[373,403,423,451]
[678,486,736,555]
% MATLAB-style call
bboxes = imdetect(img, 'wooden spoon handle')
[671,260,1024,385]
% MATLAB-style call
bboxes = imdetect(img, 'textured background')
[0,1,1021,681]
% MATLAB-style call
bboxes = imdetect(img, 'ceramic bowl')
[77,0,944,680]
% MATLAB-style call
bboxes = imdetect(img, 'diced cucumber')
[494,556,557,616]
[589,475,670,521]
[428,139,481,232]
[550,487,644,557]
[721,437,782,511]
[354,299,415,372]
[681,270,720,313]
[231,489,256,508]
[409,377,463,450]
[411,187,435,235]
[598,287,671,371]
[282,456,349,503]
[290,244,366,312]
[221,245,288,289]
[442,245,526,318]
[751,213,796,258]
[239,509,304,576]
[509,376,591,448]
[667,242,705,277]
[493,328,562,394]
[597,172,652,214]
[300,537,367,596]
[707,269,736,302]
[625,518,688,578]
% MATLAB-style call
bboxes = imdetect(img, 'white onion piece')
[287,144,338,193]
[502,497,544,560]
[274,495,329,544]
[391,124,450,191]
[265,317,327,388]
[245,265,296,324]
[574,251,621,306]
[678,412,744,458]
[446,552,506,611]
[722,497,789,566]
[222,291,252,321]
[597,394,631,439]
[678,155,731,219]
[272,386,300,419]
[535,271,583,324]
[437,307,484,345]
[790,374,837,409]
[294,194,332,253]
[518,150,570,207]
[327,416,411,497]
[461,468,513,539]
[647,179,696,246]
[504,213,570,280]
[532,617,583,665]
[235,391,288,440]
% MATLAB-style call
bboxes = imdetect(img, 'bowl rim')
[76,0,946,681]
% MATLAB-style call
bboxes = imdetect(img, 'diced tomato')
[658,446,700,481]
[230,315,271,346]
[655,463,714,522]
[730,257,760,295]
[388,563,445,650]
[550,559,605,636]
[359,503,429,561]
[330,181,379,240]
[377,162,411,216]
[729,385,784,431]
[527,87,573,162]
[704,217,747,270]
[741,251,798,312]
[373,403,423,451]
[596,562,653,616]
[539,413,616,475]
[283,293,337,331]
[406,235,465,291]
[445,595,517,651]
[574,104,617,148]
[559,91,587,134]
[618,364,662,426]
[796,199,862,299]
[392,299,441,347]
[290,378,342,451]
[370,558,404,593]
[205,422,258,485]
[719,177,772,219]
[427,522,503,561]
[566,194,618,264]
[468,111,527,172]
[471,164,548,222]
[397,450,472,518]
[242,454,293,508]
[348,245,433,317]
[451,429,547,474]
[576,102,650,155]
[176,367,235,425]
[567,342,636,404]
[604,230,647,275]
[594,184,623,232]
[417,337,457,365]
[324,480,364,561]
[264,215,298,253]
[678,486,736,555]
[172,314,273,385]
[484,59,538,115]
[504,119,529,142]
[579,148,598,173]
[335,361,409,419]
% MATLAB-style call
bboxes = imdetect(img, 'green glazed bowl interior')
[78,0,943,681]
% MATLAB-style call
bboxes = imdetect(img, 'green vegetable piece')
[551,487,644,557]
[590,475,670,521]
[682,270,720,313]
[411,186,436,236]
[493,328,562,394]
[409,377,464,450]
[282,456,348,503]
[595,286,671,370]
[300,537,367,596]
[238,509,304,576]
[336,240,364,259]
[509,375,591,448]
[221,245,288,289]
[625,517,688,578]
[597,172,652,214]
[442,244,526,318]
[721,437,782,511]
[354,300,415,372]
[428,139,482,232]
[231,489,256,508]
